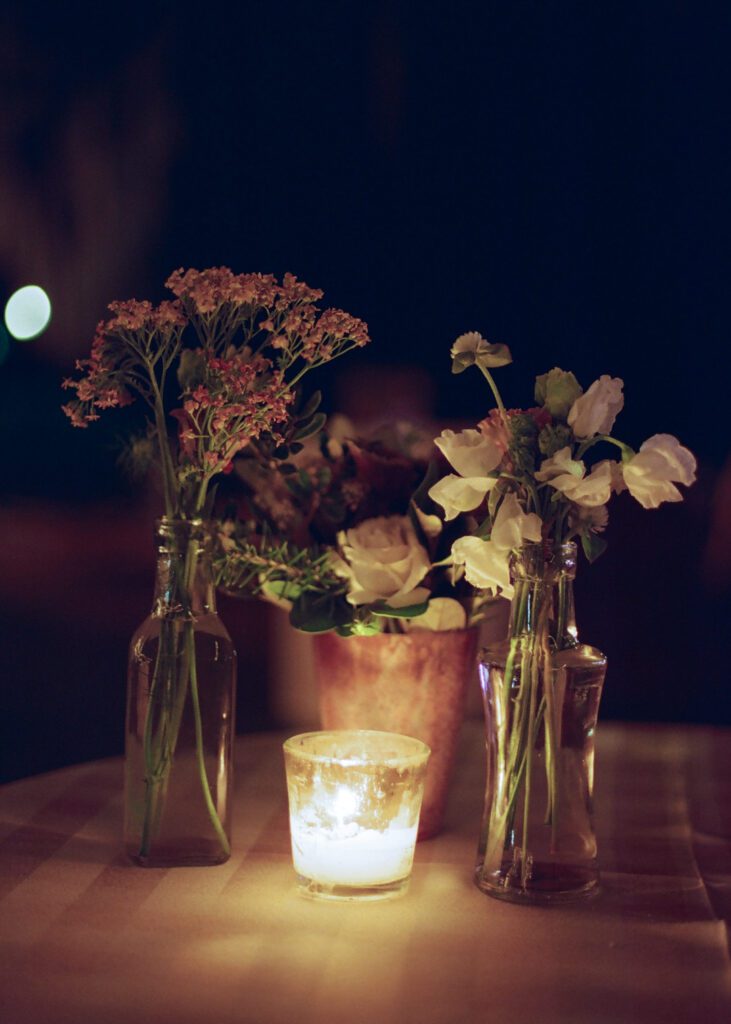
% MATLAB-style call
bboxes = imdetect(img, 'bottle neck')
[152,518,216,617]
[508,542,578,648]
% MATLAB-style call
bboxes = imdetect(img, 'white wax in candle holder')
[283,730,430,901]
[290,820,418,887]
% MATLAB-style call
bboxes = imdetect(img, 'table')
[1,722,730,1024]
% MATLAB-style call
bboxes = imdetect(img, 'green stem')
[576,434,633,461]
[186,624,230,855]
[147,368,177,516]
[520,585,543,887]
[478,364,508,426]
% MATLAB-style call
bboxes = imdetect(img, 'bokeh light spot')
[4,285,52,341]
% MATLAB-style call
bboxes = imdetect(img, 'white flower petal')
[435,428,503,478]
[548,460,613,508]
[451,331,489,358]
[536,446,585,482]
[639,434,697,486]
[567,376,624,438]
[428,474,493,521]
[452,536,512,596]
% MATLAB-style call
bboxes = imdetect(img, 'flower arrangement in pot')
[425,331,697,901]
[62,267,369,865]
[216,421,494,838]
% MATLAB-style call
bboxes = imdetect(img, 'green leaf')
[289,593,353,633]
[371,600,430,619]
[581,533,608,563]
[263,579,303,602]
[293,412,327,441]
[411,456,445,517]
[299,390,322,420]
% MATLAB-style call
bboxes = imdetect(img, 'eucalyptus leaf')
[371,600,430,619]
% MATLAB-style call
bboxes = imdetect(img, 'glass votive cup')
[283,730,431,901]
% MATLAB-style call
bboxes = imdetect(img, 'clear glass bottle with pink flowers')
[62,266,371,867]
[124,517,236,866]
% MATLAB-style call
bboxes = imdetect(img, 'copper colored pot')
[313,629,479,839]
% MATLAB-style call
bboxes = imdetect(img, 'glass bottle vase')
[124,518,236,867]
[474,541,606,902]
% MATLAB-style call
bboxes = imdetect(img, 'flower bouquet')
[425,331,697,899]
[216,419,494,836]
[63,267,369,865]
[216,417,492,634]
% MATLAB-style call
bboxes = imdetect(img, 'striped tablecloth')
[1,722,730,1024]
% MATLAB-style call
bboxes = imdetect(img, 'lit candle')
[283,730,430,901]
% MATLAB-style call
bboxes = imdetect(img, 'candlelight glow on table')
[283,730,431,901]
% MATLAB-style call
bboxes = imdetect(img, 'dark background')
[1,2,730,782]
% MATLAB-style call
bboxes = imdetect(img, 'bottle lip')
[509,539,578,580]
[155,515,208,527]
[153,517,213,547]
[518,540,577,556]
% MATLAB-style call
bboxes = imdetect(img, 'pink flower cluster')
[175,354,294,477]
[106,299,186,333]
[166,267,279,314]
[62,324,133,427]
[62,299,187,427]
[62,266,370,511]
[167,266,369,365]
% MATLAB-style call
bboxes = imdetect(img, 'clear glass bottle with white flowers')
[425,332,696,902]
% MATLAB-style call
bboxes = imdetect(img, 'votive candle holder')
[283,730,430,901]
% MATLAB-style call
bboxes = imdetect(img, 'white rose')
[567,375,624,438]
[428,473,496,521]
[622,434,697,509]
[451,493,542,598]
[334,516,431,607]
[435,427,503,477]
